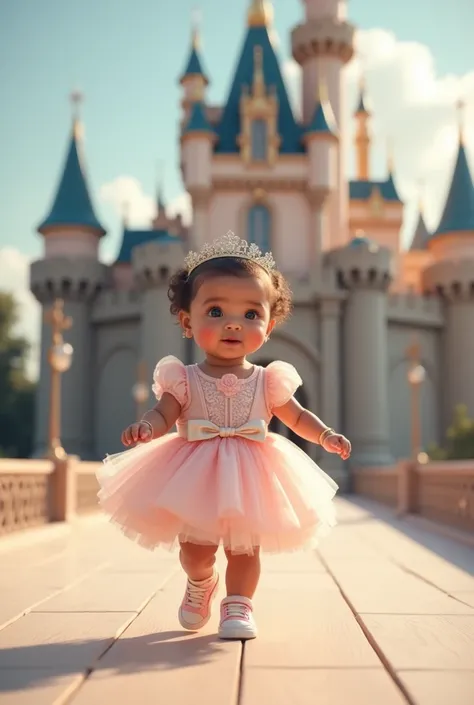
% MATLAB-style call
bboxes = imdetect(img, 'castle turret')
[180,101,216,248]
[291,0,354,248]
[354,78,370,181]
[179,17,209,121]
[328,236,393,468]
[302,82,338,263]
[30,93,107,458]
[422,102,474,423]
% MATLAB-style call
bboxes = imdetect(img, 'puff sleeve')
[151,356,188,408]
[265,361,303,410]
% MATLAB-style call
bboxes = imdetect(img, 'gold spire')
[191,6,201,49]
[247,0,273,27]
[387,137,394,173]
[70,89,83,139]
[457,97,465,144]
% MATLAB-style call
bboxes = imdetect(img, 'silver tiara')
[184,231,276,275]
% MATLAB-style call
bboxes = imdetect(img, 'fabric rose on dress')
[216,374,245,397]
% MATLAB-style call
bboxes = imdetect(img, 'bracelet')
[140,419,154,436]
[319,427,335,445]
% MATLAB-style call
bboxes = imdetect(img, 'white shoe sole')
[218,622,257,640]
[178,574,220,631]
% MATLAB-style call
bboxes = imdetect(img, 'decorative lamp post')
[132,361,149,420]
[406,339,426,461]
[45,299,73,459]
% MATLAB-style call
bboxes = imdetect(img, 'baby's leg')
[224,547,261,598]
[218,548,260,640]
[178,542,219,631]
[179,541,218,581]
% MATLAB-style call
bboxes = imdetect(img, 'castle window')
[251,119,267,161]
[248,204,270,252]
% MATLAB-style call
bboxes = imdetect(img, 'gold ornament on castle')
[184,231,276,275]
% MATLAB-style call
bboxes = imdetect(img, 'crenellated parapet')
[30,258,108,304]
[91,289,142,324]
[291,17,354,65]
[422,259,474,301]
[132,240,186,289]
[326,238,392,291]
[387,292,444,327]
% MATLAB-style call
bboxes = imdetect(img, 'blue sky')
[1,0,473,264]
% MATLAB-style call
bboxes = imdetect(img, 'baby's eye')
[245,310,259,320]
[208,306,222,318]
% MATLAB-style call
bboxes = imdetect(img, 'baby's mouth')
[221,338,241,344]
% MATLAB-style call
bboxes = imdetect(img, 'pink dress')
[97,356,338,555]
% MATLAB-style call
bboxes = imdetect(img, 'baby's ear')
[178,310,191,334]
[267,318,277,335]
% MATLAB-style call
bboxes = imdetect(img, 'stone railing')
[353,459,474,534]
[0,457,101,537]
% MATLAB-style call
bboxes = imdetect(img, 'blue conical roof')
[355,90,367,114]
[38,122,105,235]
[409,211,430,250]
[434,141,474,237]
[183,101,215,135]
[180,45,208,83]
[305,98,337,137]
[215,25,303,154]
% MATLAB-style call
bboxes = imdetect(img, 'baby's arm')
[273,397,328,444]
[272,397,351,460]
[142,393,182,438]
[121,393,181,446]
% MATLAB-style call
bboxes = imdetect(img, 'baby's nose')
[225,321,242,330]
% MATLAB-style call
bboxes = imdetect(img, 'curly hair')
[168,257,292,324]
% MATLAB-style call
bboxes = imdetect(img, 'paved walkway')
[0,498,473,705]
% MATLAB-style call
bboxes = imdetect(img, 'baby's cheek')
[195,325,217,347]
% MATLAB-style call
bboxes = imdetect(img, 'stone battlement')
[387,292,444,327]
[91,288,142,324]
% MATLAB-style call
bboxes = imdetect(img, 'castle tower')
[291,0,354,248]
[180,100,216,249]
[30,93,107,458]
[354,78,370,181]
[328,237,394,468]
[422,102,474,425]
[179,15,209,122]
[302,81,338,265]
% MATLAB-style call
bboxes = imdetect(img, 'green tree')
[427,404,474,460]
[0,292,36,457]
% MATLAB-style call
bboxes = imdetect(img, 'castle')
[30,0,474,490]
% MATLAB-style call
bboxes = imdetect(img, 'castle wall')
[387,323,442,459]
[92,320,139,458]
[209,190,312,275]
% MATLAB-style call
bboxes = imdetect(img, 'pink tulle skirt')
[97,433,338,555]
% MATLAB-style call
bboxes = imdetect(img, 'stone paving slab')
[0,498,473,705]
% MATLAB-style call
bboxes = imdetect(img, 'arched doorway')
[255,359,309,454]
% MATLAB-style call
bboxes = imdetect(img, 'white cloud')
[99,176,192,228]
[283,28,474,244]
[0,248,40,380]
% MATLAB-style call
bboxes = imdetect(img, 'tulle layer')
[97,433,338,555]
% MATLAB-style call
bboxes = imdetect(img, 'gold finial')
[252,45,265,96]
[70,89,83,138]
[387,137,394,173]
[44,299,72,347]
[247,0,273,27]
[191,6,201,49]
[456,97,465,144]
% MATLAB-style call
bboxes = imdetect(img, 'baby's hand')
[121,421,153,447]
[322,433,351,461]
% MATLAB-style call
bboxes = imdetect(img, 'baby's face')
[186,274,275,362]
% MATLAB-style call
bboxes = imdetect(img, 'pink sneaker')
[218,596,257,640]
[178,571,219,631]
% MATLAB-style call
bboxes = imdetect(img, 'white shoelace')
[185,580,212,609]
[222,602,250,620]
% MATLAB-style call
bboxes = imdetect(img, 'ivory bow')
[187,418,267,442]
